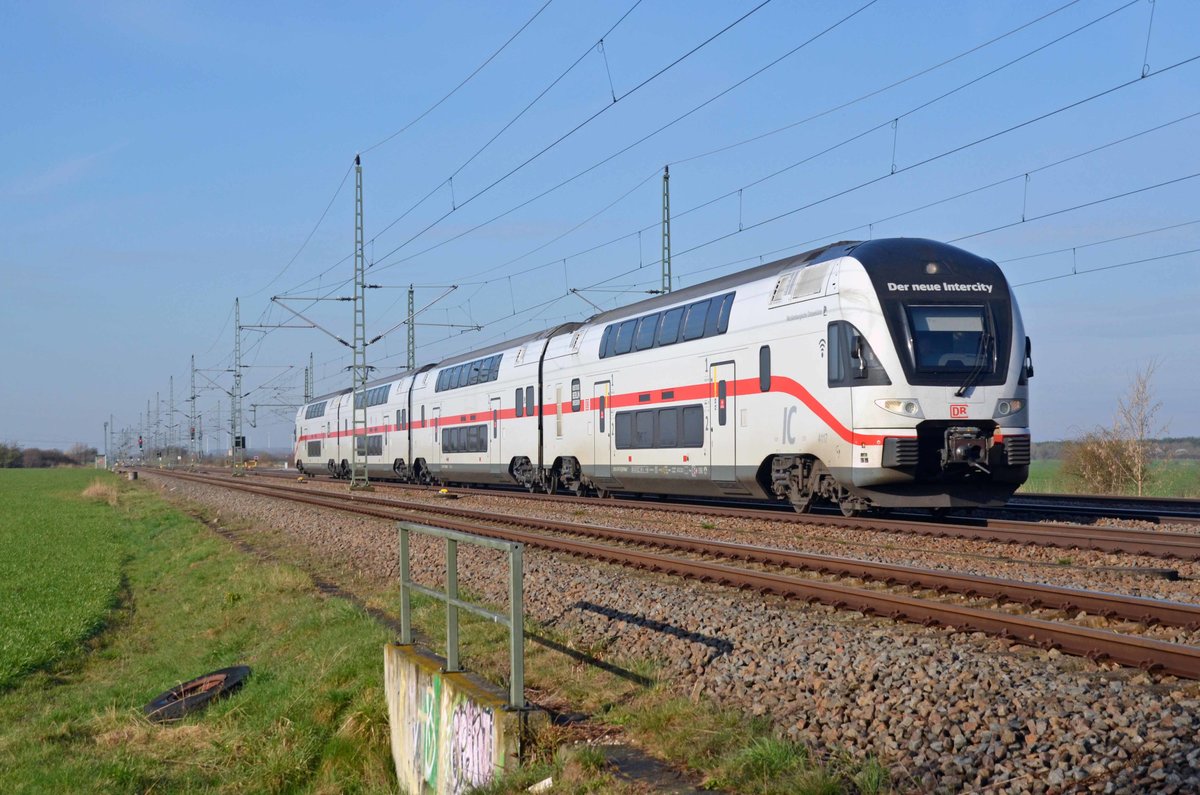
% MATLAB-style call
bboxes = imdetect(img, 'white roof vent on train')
[768,261,831,309]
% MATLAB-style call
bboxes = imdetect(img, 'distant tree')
[17,447,76,468]
[1063,362,1164,495]
[66,444,99,465]
[0,442,21,468]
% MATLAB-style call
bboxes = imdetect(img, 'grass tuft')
[82,479,120,507]
[711,736,807,789]
[852,756,891,795]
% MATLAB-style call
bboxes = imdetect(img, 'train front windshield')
[907,305,991,374]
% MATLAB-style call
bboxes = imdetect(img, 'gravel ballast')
[146,473,1200,794]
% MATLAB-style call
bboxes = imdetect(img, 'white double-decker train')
[294,238,1033,514]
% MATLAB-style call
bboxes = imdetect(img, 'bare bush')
[1063,362,1163,496]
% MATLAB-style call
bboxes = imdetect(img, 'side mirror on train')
[1023,336,1034,379]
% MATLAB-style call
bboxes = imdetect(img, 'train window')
[682,300,709,341]
[716,293,735,333]
[515,388,524,418]
[571,379,581,412]
[681,405,704,446]
[599,326,614,359]
[598,393,606,433]
[467,362,480,386]
[828,321,891,387]
[828,325,845,385]
[907,305,990,373]
[759,346,771,392]
[614,319,637,355]
[399,409,406,429]
[658,307,683,346]
[656,408,678,447]
[704,301,723,338]
[525,386,535,417]
[634,315,660,351]
[614,406,705,448]
[634,411,654,447]
[614,412,632,448]
[717,380,727,426]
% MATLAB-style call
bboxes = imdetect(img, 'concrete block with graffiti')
[385,643,535,794]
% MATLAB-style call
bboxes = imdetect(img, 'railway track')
[230,468,1200,560]
[1005,493,1200,525]
[153,469,1200,679]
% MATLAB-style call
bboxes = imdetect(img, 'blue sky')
[1,0,1198,453]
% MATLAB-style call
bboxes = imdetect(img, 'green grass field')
[1021,459,1200,498]
[0,470,395,793]
[0,470,893,794]
[0,470,129,690]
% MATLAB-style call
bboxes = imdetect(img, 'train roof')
[585,240,859,325]
[302,238,996,407]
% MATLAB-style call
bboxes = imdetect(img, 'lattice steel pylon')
[231,297,245,476]
[406,285,416,371]
[304,352,313,403]
[350,154,372,490]
[189,354,198,468]
[661,165,672,294]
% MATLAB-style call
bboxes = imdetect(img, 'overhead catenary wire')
[368,0,879,275]
[359,0,557,156]
[364,0,646,249]
[661,52,1200,266]
[671,0,1086,166]
[999,217,1200,263]
[433,60,1200,306]
[368,0,1131,279]
[1014,248,1198,287]
[665,108,1200,285]
[278,0,1082,303]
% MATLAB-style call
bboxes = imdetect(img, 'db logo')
[950,404,969,418]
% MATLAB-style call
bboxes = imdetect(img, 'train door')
[431,407,441,466]
[709,361,737,485]
[489,396,502,472]
[593,381,611,479]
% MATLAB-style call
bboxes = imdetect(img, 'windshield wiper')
[954,333,992,397]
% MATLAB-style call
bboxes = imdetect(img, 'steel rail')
[155,470,1200,678]
[244,467,1200,560]
[230,475,1200,629]
[996,499,1200,526]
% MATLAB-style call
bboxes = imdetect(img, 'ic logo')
[950,404,969,419]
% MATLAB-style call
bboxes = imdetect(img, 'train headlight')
[876,399,924,418]
[993,398,1026,418]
